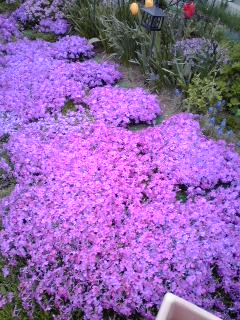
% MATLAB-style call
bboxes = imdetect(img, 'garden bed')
[0,1,240,320]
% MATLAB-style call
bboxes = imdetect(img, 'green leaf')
[236,109,240,117]
[230,97,239,106]
[88,38,101,45]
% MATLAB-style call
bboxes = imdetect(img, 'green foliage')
[133,18,175,88]
[134,10,224,90]
[68,0,143,64]
[183,14,220,39]
[226,114,240,131]
[229,42,240,62]
[101,16,145,64]
[218,63,240,109]
[67,0,135,49]
[0,150,16,199]
[197,1,240,33]
[114,0,135,26]
[23,30,57,42]
[67,0,105,39]
[0,258,29,320]
[185,74,222,113]
[61,99,77,115]
[0,133,9,144]
[0,0,20,13]
[217,43,240,115]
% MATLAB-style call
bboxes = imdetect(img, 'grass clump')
[23,30,57,42]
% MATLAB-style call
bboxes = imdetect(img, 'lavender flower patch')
[0,38,121,124]
[0,155,13,190]
[36,18,69,35]
[52,36,94,61]
[174,38,228,66]
[69,61,122,89]
[0,293,14,309]
[0,5,239,320]
[0,15,21,43]
[85,87,161,127]
[0,112,24,138]
[11,6,28,24]
[12,0,67,23]
[1,114,239,320]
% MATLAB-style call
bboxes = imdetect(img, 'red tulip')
[183,1,196,19]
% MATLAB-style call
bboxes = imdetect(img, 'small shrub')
[173,38,228,79]
[67,0,106,39]
[134,19,175,88]
[185,74,222,113]
[100,16,144,64]
[217,43,240,116]
[218,62,240,113]
[67,0,139,59]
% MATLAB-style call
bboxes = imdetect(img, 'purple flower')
[227,130,234,137]
[0,294,7,309]
[216,127,223,136]
[11,0,67,25]
[209,117,215,125]
[175,88,182,97]
[0,11,240,320]
[174,38,228,66]
[208,107,214,114]
[220,119,226,128]
[215,101,222,110]
[37,18,69,35]
[1,113,240,320]
[2,267,10,278]
[52,36,94,61]
[0,15,21,43]
[84,86,162,127]
[0,38,121,122]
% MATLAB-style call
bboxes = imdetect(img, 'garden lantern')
[141,6,165,32]
[141,5,165,58]
[183,1,196,19]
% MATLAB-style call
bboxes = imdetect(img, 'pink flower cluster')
[1,113,240,320]
[84,87,162,127]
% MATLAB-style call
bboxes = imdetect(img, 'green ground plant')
[23,30,57,42]
[0,0,20,13]
[100,16,144,64]
[185,73,222,113]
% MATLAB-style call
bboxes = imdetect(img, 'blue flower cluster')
[207,101,240,148]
